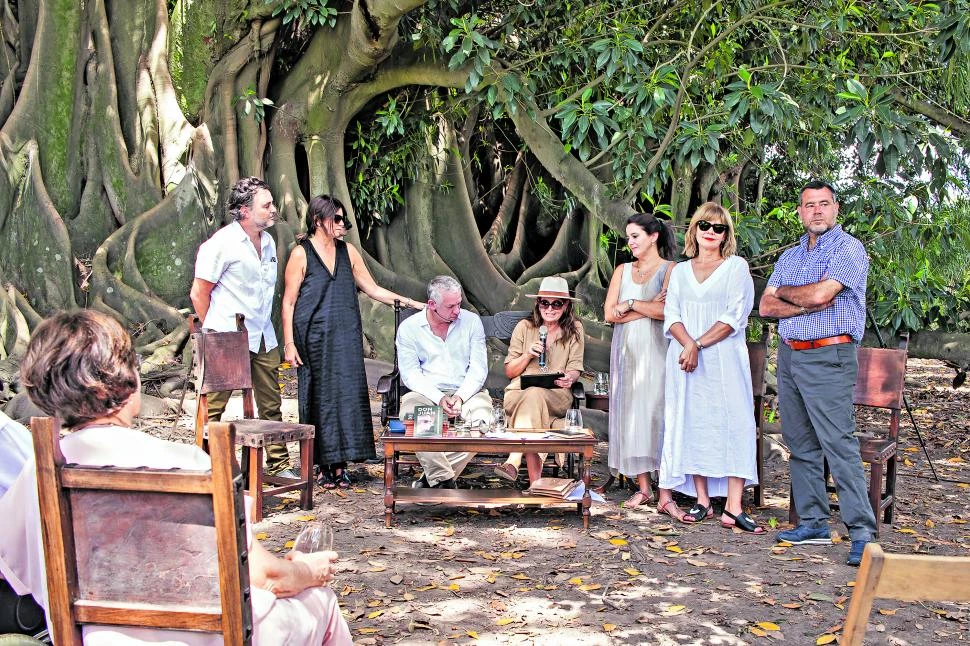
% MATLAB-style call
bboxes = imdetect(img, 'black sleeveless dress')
[293,239,375,466]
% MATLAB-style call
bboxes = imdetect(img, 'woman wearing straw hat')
[494,276,585,484]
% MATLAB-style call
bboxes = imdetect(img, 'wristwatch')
[627,298,635,310]
[695,338,704,350]
[799,306,807,315]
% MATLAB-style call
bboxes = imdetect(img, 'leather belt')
[785,334,853,351]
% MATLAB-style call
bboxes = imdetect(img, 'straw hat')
[526,276,579,300]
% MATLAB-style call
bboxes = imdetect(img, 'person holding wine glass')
[0,310,353,644]
[494,276,584,484]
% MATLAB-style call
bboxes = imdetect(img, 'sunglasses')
[697,220,728,234]
[538,299,566,309]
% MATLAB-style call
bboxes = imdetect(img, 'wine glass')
[292,522,333,553]
[564,408,583,434]
[492,405,506,432]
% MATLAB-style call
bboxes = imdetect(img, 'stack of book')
[526,477,580,499]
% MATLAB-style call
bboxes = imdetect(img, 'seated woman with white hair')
[0,309,353,645]
[494,277,584,484]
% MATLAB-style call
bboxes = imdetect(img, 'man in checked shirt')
[759,180,877,567]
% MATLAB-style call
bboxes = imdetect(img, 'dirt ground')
[143,358,969,645]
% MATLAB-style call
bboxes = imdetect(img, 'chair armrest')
[570,382,586,408]
[376,370,399,395]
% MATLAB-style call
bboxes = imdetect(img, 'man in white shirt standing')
[190,177,292,476]
[397,276,491,488]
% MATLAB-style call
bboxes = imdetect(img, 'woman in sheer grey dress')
[604,213,682,518]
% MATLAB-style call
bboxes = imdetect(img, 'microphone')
[538,325,548,369]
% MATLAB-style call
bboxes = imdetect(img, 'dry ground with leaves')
[142,358,969,645]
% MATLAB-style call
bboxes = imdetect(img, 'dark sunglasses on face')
[332,214,352,230]
[538,299,566,309]
[697,220,728,234]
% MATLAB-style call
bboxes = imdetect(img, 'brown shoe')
[494,463,518,482]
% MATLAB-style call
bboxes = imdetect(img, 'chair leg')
[788,484,800,526]
[869,460,884,538]
[248,447,264,523]
[299,438,313,510]
[884,454,898,524]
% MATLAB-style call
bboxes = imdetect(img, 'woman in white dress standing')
[605,213,682,516]
[660,202,764,533]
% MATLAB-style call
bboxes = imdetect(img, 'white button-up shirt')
[194,220,278,352]
[396,310,488,405]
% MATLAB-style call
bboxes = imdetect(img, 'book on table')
[526,477,580,499]
[412,405,444,437]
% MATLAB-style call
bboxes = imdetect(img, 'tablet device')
[520,372,565,389]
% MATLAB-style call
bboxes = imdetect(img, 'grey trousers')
[777,342,876,541]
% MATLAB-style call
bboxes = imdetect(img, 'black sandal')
[317,471,336,490]
[721,510,765,534]
[681,502,713,524]
[334,470,352,489]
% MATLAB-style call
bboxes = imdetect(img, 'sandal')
[681,502,713,524]
[317,472,336,490]
[656,499,685,522]
[623,490,654,508]
[721,510,766,534]
[334,471,352,489]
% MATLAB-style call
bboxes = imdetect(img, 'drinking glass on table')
[292,522,333,553]
[594,372,609,395]
[564,408,583,434]
[492,404,506,432]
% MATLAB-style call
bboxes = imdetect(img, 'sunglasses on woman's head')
[538,299,566,309]
[697,220,728,234]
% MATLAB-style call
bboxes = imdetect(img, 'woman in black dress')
[281,196,423,488]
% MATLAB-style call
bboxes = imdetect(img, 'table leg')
[581,448,592,530]
[384,445,395,528]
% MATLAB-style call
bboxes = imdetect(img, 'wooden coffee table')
[381,429,597,528]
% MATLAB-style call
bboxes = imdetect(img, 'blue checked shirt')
[767,224,869,342]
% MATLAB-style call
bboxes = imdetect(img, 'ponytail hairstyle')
[626,212,677,260]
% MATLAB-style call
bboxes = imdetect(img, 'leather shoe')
[411,475,430,488]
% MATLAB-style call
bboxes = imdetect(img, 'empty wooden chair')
[190,313,315,522]
[33,418,253,644]
[747,323,769,507]
[842,543,970,645]
[788,337,909,536]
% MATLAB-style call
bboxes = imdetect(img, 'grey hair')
[427,275,462,303]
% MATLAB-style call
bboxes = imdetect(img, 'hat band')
[535,290,572,299]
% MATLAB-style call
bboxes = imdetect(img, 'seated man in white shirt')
[396,276,492,488]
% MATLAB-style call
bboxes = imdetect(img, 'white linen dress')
[659,255,758,497]
[607,262,670,476]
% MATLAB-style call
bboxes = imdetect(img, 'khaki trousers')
[401,390,493,486]
[206,341,290,473]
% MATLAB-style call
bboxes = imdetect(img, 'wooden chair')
[376,301,584,478]
[788,337,909,535]
[32,418,253,644]
[841,543,970,645]
[189,313,315,522]
[747,322,770,507]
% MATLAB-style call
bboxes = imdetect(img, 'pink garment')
[0,425,351,645]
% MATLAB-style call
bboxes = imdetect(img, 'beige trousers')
[503,387,571,469]
[401,389,493,486]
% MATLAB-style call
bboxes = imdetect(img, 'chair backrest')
[842,543,970,645]
[853,343,908,410]
[746,323,769,507]
[188,313,254,395]
[481,311,531,341]
[32,418,253,645]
